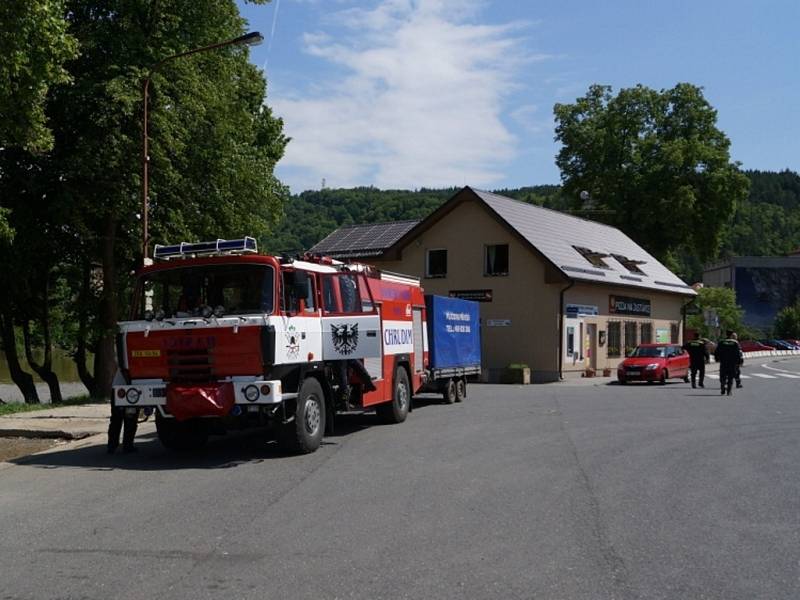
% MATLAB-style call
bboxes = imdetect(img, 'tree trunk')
[0,310,40,404]
[23,319,63,404]
[94,213,119,400]
[74,261,96,396]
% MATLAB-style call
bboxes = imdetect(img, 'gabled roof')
[392,187,695,297]
[309,219,419,259]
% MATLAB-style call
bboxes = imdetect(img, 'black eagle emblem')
[331,323,359,355]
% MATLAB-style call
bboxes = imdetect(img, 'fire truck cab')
[113,237,428,453]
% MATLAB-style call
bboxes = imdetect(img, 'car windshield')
[134,264,274,319]
[630,346,667,358]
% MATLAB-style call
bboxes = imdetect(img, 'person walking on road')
[683,332,710,388]
[714,331,744,396]
[731,332,744,388]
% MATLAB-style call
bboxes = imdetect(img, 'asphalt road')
[2,359,800,600]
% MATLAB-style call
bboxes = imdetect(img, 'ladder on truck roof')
[153,237,258,260]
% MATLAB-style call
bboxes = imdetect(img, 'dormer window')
[573,246,611,269]
[611,254,647,275]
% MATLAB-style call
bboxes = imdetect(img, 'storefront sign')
[487,319,511,327]
[655,328,670,343]
[565,303,599,317]
[449,289,493,302]
[609,295,651,316]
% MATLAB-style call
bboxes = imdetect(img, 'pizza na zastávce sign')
[609,295,651,317]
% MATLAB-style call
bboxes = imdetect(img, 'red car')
[617,343,690,385]
[739,340,774,353]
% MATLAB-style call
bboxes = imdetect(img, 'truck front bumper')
[112,378,285,408]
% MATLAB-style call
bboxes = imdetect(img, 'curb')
[0,428,94,440]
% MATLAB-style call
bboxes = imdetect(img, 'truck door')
[320,273,381,362]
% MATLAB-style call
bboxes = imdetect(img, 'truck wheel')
[442,378,457,404]
[280,377,326,454]
[455,378,467,402]
[377,367,410,424]
[156,413,208,451]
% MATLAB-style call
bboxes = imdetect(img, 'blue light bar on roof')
[153,237,258,260]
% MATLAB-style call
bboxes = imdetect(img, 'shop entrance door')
[587,323,597,370]
[565,317,584,365]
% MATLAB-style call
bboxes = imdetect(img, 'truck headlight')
[243,385,260,402]
[126,388,142,404]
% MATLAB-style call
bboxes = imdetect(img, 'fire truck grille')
[166,349,214,383]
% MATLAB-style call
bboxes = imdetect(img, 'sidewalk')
[0,403,111,440]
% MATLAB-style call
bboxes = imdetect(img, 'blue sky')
[238,0,799,193]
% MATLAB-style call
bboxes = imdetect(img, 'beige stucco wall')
[377,197,563,382]
[562,283,688,375]
[368,197,691,382]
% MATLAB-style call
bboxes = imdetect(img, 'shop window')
[611,253,647,275]
[670,323,679,343]
[573,246,611,270]
[640,322,653,344]
[607,321,621,358]
[426,249,447,278]
[485,244,509,276]
[624,321,638,355]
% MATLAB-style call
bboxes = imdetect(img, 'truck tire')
[156,413,208,451]
[279,377,325,454]
[442,378,457,404]
[377,367,410,424]
[455,378,467,402]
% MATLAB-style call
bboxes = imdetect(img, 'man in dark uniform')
[731,332,744,388]
[108,403,138,453]
[683,332,710,388]
[714,331,744,396]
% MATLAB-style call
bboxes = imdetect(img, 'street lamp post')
[141,31,264,263]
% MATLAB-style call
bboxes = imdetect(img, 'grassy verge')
[0,395,103,417]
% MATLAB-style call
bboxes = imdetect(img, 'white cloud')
[272,0,542,191]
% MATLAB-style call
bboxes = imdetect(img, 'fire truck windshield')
[135,264,274,319]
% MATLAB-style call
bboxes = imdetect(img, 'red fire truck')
[113,237,471,454]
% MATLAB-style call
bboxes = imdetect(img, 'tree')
[774,302,800,339]
[686,287,744,339]
[0,1,288,402]
[554,83,750,273]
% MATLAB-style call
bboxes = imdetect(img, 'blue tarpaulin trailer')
[422,295,481,403]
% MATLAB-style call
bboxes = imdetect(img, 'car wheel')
[442,378,457,404]
[619,376,626,385]
[279,377,325,454]
[455,378,467,402]
[377,367,410,424]
[660,370,667,385]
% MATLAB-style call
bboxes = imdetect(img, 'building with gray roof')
[314,186,695,382]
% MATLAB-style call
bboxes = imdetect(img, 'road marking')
[751,373,778,379]
[739,374,752,379]
[706,374,718,379]
[762,363,800,376]
[775,373,800,378]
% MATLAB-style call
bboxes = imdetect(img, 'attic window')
[611,254,647,275]
[573,246,611,270]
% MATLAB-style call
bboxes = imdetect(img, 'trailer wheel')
[455,378,467,402]
[377,367,410,424]
[442,378,457,404]
[280,377,326,454]
[155,413,208,451]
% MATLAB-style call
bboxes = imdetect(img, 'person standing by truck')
[714,331,743,396]
[683,332,709,388]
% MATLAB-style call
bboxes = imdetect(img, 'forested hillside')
[264,170,800,281]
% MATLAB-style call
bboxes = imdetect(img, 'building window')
[426,249,447,278]
[640,322,653,344]
[670,323,679,343]
[607,321,621,358]
[573,246,611,270]
[624,321,638,355]
[485,244,509,276]
[611,254,647,275]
